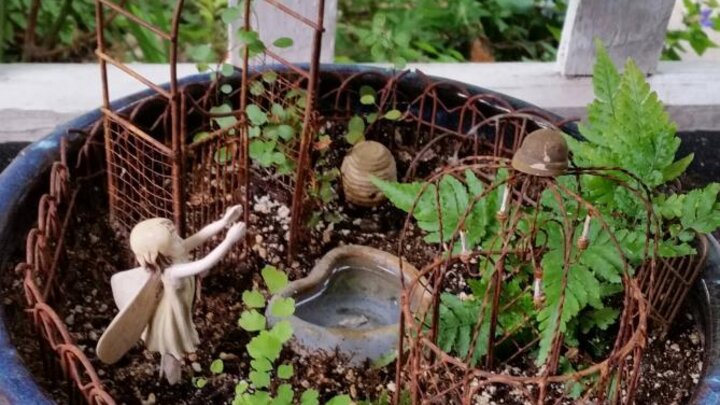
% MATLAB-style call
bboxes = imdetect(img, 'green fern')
[656,183,720,234]
[371,169,506,251]
[569,41,720,256]
[438,272,534,366]
[570,41,692,191]
[437,293,491,365]
[534,217,648,364]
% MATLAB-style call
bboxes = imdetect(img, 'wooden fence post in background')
[228,0,337,65]
[557,0,676,76]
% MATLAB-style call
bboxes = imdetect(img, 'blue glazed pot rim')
[0,64,714,404]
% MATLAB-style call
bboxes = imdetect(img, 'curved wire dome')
[394,130,656,404]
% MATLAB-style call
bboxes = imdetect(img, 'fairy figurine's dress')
[143,272,198,362]
[97,206,245,384]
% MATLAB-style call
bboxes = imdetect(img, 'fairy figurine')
[96,205,245,384]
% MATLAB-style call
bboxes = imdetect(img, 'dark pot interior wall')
[677,132,720,189]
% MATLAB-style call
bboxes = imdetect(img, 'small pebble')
[219,352,238,361]
[277,205,290,219]
[141,393,156,405]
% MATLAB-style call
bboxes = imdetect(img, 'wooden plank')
[557,0,675,76]
[2,62,720,143]
[228,0,337,65]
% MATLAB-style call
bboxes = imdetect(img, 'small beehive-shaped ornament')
[341,140,397,207]
[511,128,569,177]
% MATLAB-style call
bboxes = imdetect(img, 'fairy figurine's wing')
[96,268,163,364]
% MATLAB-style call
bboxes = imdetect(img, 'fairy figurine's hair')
[129,218,187,270]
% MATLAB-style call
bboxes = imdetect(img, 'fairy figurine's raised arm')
[96,205,245,384]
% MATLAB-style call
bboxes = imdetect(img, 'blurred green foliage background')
[0,0,718,64]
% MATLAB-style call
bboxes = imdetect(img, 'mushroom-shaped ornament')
[511,128,569,177]
[341,140,397,206]
[96,205,246,384]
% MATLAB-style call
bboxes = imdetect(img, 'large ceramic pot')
[1,66,719,404]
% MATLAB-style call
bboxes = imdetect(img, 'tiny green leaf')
[221,6,241,24]
[246,104,268,126]
[277,124,294,141]
[274,384,294,405]
[300,390,320,405]
[251,358,272,372]
[192,131,211,143]
[249,140,277,167]
[187,43,213,62]
[345,130,364,145]
[243,391,271,405]
[273,37,294,48]
[235,380,249,395]
[249,370,270,388]
[349,115,365,133]
[238,309,266,331]
[262,71,278,84]
[271,103,286,119]
[269,320,294,343]
[271,297,296,318]
[220,63,235,77]
[359,86,376,105]
[196,62,210,73]
[237,29,259,45]
[210,359,224,374]
[210,104,238,130]
[384,109,403,120]
[250,81,265,96]
[243,290,266,308]
[662,153,694,182]
[262,265,289,293]
[247,331,283,361]
[193,377,207,389]
[277,364,294,379]
[326,395,352,405]
[221,84,233,94]
[346,115,365,144]
[360,95,375,105]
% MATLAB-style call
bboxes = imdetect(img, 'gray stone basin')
[267,244,430,365]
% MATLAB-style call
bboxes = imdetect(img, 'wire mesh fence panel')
[104,115,176,233]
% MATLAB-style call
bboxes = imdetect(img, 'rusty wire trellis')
[95,0,325,259]
[7,1,710,404]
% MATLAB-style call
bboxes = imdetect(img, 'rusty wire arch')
[390,155,659,404]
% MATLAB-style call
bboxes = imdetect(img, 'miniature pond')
[292,263,402,330]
